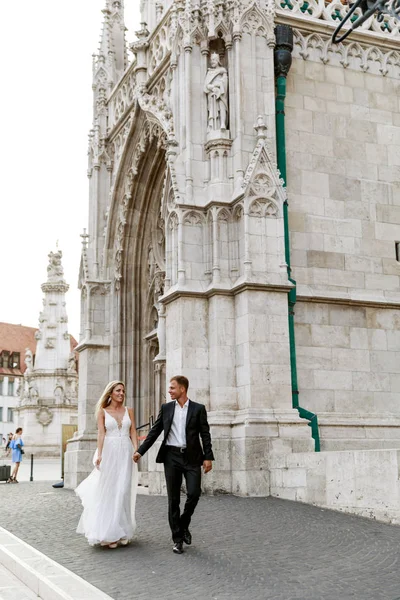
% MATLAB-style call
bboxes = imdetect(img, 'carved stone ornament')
[36,406,53,427]
[183,211,203,226]
[239,116,286,216]
[45,338,56,349]
[47,250,65,282]
[24,348,33,374]
[67,353,77,374]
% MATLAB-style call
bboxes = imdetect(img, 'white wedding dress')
[75,407,138,546]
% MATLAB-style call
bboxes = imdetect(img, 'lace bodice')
[104,407,131,438]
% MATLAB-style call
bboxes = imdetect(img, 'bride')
[75,381,138,548]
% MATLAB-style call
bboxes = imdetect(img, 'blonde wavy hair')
[95,380,125,418]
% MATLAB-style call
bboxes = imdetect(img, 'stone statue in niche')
[24,348,33,374]
[204,52,228,132]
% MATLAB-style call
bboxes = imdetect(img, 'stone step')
[0,526,113,600]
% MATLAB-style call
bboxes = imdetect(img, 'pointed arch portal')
[108,111,168,427]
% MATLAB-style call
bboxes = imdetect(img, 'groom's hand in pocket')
[133,452,141,463]
[203,460,212,474]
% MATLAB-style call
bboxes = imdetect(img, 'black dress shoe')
[173,542,183,554]
[183,529,192,545]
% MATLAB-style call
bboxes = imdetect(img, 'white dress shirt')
[166,400,189,448]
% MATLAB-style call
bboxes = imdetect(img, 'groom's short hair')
[170,375,189,391]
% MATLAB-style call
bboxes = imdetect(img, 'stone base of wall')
[65,429,400,526]
[144,410,314,497]
[317,414,400,452]
[24,445,61,458]
[63,433,98,489]
[270,448,400,524]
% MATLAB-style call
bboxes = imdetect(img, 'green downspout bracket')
[274,25,320,452]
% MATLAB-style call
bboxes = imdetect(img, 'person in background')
[5,432,13,457]
[7,428,24,483]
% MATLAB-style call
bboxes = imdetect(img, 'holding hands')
[133,452,141,463]
[203,460,212,474]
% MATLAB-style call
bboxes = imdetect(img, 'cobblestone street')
[1,482,400,600]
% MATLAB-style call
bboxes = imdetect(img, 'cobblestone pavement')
[1,482,400,600]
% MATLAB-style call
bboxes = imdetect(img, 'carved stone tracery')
[292,28,400,76]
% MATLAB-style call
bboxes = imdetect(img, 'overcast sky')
[0,1,141,339]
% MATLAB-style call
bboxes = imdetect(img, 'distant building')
[0,323,37,443]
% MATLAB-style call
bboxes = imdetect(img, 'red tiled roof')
[0,322,78,375]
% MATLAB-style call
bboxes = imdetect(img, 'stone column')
[64,282,111,488]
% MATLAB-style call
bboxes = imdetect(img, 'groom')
[133,375,214,554]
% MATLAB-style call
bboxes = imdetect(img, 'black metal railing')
[137,415,154,433]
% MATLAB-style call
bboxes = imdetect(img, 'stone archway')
[116,117,167,429]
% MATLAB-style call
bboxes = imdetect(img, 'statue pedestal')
[206,129,230,143]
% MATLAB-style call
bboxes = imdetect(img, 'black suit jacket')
[138,400,214,466]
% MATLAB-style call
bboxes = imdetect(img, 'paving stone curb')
[0,526,114,600]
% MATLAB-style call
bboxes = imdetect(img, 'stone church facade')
[65,0,400,519]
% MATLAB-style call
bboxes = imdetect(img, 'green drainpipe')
[274,25,320,452]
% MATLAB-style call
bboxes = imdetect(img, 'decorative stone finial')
[254,116,268,140]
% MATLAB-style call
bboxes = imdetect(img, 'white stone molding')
[292,28,400,76]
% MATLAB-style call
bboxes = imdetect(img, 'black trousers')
[164,448,201,543]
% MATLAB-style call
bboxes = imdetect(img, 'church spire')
[94,0,127,90]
